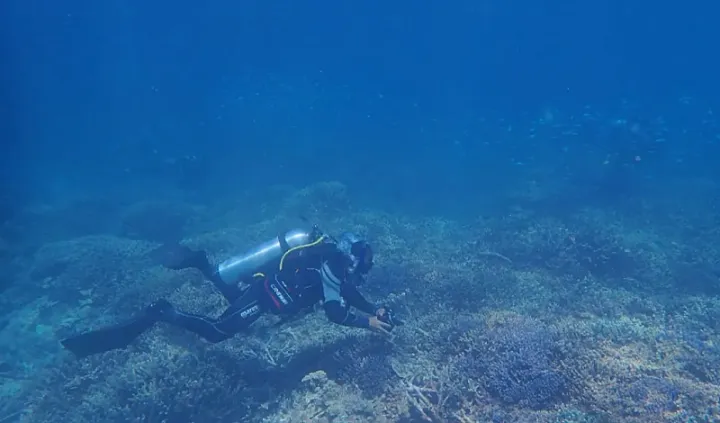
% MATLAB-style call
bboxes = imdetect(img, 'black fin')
[149,243,208,271]
[61,314,156,359]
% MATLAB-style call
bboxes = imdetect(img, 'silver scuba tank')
[216,228,316,284]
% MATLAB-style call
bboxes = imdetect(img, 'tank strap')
[278,232,291,252]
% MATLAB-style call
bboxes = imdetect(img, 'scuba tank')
[216,227,326,285]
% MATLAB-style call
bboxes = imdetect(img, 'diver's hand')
[377,306,405,329]
[368,316,393,335]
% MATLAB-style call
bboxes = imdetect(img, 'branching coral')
[488,215,641,282]
[623,376,680,414]
[393,362,467,423]
[330,335,397,397]
[455,316,567,409]
[27,343,254,423]
[0,398,26,423]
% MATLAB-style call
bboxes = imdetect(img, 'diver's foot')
[145,299,175,320]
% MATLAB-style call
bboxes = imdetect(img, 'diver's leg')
[159,286,266,343]
[185,250,243,302]
[149,243,243,302]
[61,300,172,358]
[206,271,243,303]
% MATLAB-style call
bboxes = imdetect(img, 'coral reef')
[462,316,567,409]
[1,181,720,423]
[329,335,397,397]
[266,370,381,423]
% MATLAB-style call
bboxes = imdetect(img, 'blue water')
[5,0,718,213]
[3,1,720,422]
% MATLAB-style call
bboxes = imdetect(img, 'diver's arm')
[341,283,378,315]
[323,300,370,328]
[319,252,374,328]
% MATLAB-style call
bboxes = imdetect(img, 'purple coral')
[457,317,567,409]
[330,336,396,397]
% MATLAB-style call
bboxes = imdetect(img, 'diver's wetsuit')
[154,240,378,343]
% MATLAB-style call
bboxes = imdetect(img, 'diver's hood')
[337,232,374,277]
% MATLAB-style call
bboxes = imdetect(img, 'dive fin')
[61,313,156,359]
[149,243,209,271]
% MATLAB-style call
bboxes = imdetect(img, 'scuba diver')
[61,226,401,358]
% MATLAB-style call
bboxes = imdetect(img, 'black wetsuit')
[157,241,378,343]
